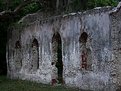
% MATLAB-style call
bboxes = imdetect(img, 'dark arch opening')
[79,32,89,70]
[79,32,88,43]
[32,39,39,47]
[15,41,21,49]
[15,40,22,71]
[52,32,63,84]
[32,38,39,70]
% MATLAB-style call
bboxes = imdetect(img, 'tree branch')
[14,0,35,13]
[0,0,39,21]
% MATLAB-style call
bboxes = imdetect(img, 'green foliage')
[8,0,22,10]
[69,0,118,12]
[0,0,6,11]
[22,2,41,16]
[69,0,83,11]
[0,0,22,11]
[95,0,118,7]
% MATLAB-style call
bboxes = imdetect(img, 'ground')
[0,76,80,91]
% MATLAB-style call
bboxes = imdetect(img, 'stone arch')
[15,41,21,49]
[30,38,39,72]
[79,32,92,70]
[32,39,39,47]
[14,40,22,71]
[79,32,88,43]
[52,32,63,84]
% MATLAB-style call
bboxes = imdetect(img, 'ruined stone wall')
[62,9,112,90]
[110,3,121,90]
[6,4,121,91]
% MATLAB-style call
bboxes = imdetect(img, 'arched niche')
[32,39,39,47]
[79,32,88,43]
[14,40,22,71]
[79,32,92,70]
[52,32,63,84]
[30,38,39,72]
[15,41,21,49]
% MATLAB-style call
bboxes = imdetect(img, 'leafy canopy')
[69,0,118,11]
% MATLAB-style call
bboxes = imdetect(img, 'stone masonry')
[6,2,121,91]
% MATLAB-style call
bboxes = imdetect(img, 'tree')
[0,0,41,22]
[67,0,118,12]
[0,0,118,21]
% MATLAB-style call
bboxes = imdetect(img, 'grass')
[0,76,79,91]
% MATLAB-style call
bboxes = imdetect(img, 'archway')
[15,40,22,71]
[79,32,88,70]
[52,32,63,84]
[79,32,88,43]
[31,38,39,72]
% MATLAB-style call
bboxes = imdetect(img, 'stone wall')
[110,2,121,90]
[6,3,121,91]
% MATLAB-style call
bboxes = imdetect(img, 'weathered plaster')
[6,2,121,91]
